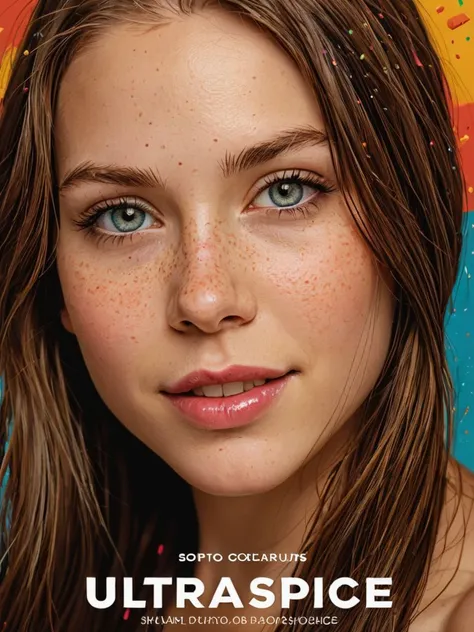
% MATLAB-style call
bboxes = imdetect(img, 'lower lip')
[162,373,294,430]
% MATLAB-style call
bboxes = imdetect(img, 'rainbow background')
[1,0,473,470]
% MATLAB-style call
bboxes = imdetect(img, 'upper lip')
[162,365,291,394]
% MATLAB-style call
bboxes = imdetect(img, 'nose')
[167,231,257,335]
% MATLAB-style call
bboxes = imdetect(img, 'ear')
[60,307,75,334]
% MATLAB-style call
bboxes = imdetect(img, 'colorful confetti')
[123,609,130,621]
[447,13,471,30]
[157,544,164,555]
[412,48,424,67]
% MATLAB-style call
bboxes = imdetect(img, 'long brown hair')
[0,0,466,630]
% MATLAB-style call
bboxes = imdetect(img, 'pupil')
[122,209,135,222]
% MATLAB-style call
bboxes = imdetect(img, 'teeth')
[191,379,268,397]
[202,384,225,397]
[223,382,246,396]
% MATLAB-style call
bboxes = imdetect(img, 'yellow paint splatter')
[0,45,17,99]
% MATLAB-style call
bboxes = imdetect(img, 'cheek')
[57,249,160,373]
[264,226,377,343]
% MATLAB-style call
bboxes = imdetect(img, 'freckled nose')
[167,242,257,334]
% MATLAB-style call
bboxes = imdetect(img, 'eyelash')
[72,170,336,247]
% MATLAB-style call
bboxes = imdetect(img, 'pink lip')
[161,367,296,430]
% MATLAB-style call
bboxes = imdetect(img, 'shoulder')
[411,461,474,632]
[442,462,474,632]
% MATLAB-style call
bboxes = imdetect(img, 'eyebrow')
[220,126,329,177]
[59,162,165,192]
[58,126,328,192]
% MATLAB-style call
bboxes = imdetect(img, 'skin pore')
[53,7,474,631]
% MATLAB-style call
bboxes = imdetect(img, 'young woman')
[0,0,473,630]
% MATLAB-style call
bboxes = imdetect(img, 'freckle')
[252,75,256,79]
[178,161,183,166]
[139,112,143,117]
[161,144,166,149]
[213,138,218,142]
[145,143,149,147]
[149,121,152,125]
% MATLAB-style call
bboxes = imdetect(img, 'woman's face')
[55,9,394,496]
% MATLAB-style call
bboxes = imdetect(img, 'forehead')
[55,10,325,179]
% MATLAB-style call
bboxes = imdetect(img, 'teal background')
[447,211,474,471]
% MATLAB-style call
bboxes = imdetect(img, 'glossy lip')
[162,365,291,395]
[161,372,296,430]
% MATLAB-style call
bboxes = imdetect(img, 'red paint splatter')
[157,544,164,555]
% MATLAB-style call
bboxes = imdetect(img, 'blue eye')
[266,181,307,207]
[251,171,334,211]
[97,203,154,233]
[73,197,157,238]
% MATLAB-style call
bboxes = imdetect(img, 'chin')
[171,455,296,497]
